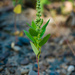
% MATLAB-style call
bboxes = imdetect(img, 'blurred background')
[0,0,75,75]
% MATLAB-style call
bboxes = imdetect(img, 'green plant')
[13,0,22,42]
[40,0,50,13]
[13,0,22,6]
[24,0,50,74]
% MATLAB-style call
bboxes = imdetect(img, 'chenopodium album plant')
[24,0,50,72]
[24,0,50,61]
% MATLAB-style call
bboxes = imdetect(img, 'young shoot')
[24,0,50,75]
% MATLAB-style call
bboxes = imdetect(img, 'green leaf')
[31,21,37,29]
[42,19,50,30]
[30,41,39,55]
[39,34,50,46]
[26,23,33,28]
[13,0,15,1]
[40,28,46,38]
[24,30,35,42]
[29,28,38,36]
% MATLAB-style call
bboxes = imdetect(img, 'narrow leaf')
[39,34,50,46]
[40,28,46,38]
[31,21,37,29]
[30,42,39,55]
[24,30,35,42]
[26,23,33,28]
[42,19,50,30]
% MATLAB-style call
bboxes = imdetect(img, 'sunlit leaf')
[29,28,38,36]
[30,41,39,55]
[42,19,50,30]
[24,30,35,42]
[12,1,16,6]
[13,4,21,14]
[26,23,33,28]
[40,28,46,38]
[31,21,37,29]
[39,34,50,46]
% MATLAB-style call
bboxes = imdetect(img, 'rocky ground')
[0,1,75,75]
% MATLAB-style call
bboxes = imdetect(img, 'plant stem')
[36,56,40,75]
[66,40,75,56]
[14,13,18,42]
[14,0,18,42]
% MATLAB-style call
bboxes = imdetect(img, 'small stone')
[11,42,21,52]
[71,71,75,75]
[0,62,4,66]
[29,70,38,75]
[40,65,46,71]
[15,41,23,47]
[0,66,4,72]
[0,43,2,50]
[5,45,12,49]
[19,37,30,45]
[34,64,38,68]
[71,32,75,37]
[3,27,12,32]
[29,53,36,60]
[33,64,38,72]
[67,65,74,72]
[20,59,29,65]
[0,51,10,61]
[13,46,21,52]
[70,61,75,66]
[15,69,21,75]
[50,71,60,75]
[20,68,29,74]
[8,68,15,74]
[42,61,49,67]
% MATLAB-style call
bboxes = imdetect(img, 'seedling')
[24,0,50,75]
[13,0,22,42]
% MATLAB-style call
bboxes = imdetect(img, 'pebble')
[29,70,38,75]
[15,41,23,47]
[19,37,30,45]
[70,61,75,66]
[5,45,12,49]
[20,59,29,65]
[29,53,36,60]
[34,64,38,68]
[42,61,49,67]
[0,51,10,61]
[0,66,4,72]
[0,43,2,50]
[3,27,12,33]
[49,71,60,75]
[67,65,74,72]
[8,68,15,74]
[40,65,47,71]
[20,67,29,74]
[71,32,75,37]
[71,71,75,75]
[11,42,21,52]
[0,21,7,29]
[12,46,21,52]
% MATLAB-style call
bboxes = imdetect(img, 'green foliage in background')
[12,0,22,6]
[40,0,50,13]
[24,0,50,57]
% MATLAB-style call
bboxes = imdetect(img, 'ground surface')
[0,1,75,75]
